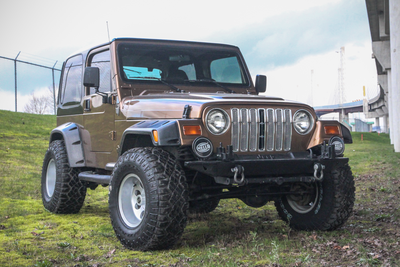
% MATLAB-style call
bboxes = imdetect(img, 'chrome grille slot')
[266,108,275,151]
[231,108,240,152]
[275,109,283,151]
[248,108,258,152]
[239,108,249,152]
[283,109,292,151]
[258,109,266,151]
[231,108,292,153]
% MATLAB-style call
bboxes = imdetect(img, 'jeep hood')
[120,93,309,119]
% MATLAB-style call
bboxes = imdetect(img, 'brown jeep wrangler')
[41,38,355,251]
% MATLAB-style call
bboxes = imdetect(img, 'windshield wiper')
[128,76,182,92]
[186,79,236,93]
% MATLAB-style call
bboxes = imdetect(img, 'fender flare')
[119,120,181,156]
[49,122,85,167]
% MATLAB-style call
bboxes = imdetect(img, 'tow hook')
[231,165,245,184]
[313,163,325,181]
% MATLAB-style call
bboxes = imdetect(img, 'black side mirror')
[83,67,100,88]
[255,75,267,93]
[83,67,109,104]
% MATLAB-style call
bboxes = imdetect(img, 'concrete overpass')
[314,100,363,118]
[314,100,363,129]
[365,0,400,152]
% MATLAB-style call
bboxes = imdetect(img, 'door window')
[60,55,83,105]
[89,50,111,94]
[210,56,244,84]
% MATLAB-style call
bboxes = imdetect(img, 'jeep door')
[82,47,116,168]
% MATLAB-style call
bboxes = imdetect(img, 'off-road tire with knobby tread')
[189,197,220,214]
[109,147,188,251]
[41,140,87,214]
[274,163,355,231]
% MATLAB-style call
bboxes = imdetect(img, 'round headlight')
[293,110,314,134]
[206,108,230,135]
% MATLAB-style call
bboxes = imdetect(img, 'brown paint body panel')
[54,38,347,170]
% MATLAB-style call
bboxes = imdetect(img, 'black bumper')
[184,157,349,178]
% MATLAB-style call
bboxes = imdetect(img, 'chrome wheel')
[46,159,56,198]
[118,173,146,228]
[286,183,319,214]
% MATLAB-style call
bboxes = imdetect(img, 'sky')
[0,0,378,113]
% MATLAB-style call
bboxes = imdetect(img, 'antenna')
[106,21,111,42]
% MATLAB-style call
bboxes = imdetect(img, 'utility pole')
[338,47,346,105]
[52,61,58,115]
[310,69,314,107]
[337,47,349,127]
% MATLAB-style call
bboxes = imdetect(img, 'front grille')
[231,108,292,152]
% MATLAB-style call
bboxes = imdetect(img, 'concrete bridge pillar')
[339,109,350,130]
[375,117,380,131]
[343,110,349,122]
[382,115,388,134]
[390,0,400,152]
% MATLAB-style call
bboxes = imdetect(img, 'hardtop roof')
[66,38,240,61]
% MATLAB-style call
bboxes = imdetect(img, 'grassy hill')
[0,110,399,266]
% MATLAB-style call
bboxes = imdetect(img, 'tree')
[24,87,57,114]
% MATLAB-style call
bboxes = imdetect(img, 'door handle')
[84,99,91,111]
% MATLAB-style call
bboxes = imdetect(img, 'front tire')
[41,140,86,214]
[109,147,188,251]
[275,163,355,231]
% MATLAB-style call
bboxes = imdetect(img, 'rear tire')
[109,147,188,251]
[275,163,355,231]
[41,140,86,214]
[189,198,220,214]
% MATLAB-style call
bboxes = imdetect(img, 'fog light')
[329,136,345,156]
[192,137,213,158]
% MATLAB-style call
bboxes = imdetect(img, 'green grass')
[1,109,400,266]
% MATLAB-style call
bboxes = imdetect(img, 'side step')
[78,171,111,185]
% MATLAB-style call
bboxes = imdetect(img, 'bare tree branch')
[24,87,57,114]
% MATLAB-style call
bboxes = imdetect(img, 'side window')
[60,55,83,105]
[178,64,196,80]
[89,50,111,94]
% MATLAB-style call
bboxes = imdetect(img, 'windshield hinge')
[182,105,192,119]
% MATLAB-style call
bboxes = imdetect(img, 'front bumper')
[185,140,349,185]
[184,156,348,177]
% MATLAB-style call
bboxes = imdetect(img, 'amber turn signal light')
[324,125,340,135]
[183,125,202,136]
[152,130,159,143]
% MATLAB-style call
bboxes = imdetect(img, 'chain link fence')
[0,52,62,114]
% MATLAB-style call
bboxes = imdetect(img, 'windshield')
[117,43,248,86]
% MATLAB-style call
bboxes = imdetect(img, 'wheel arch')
[119,134,155,155]
[49,122,86,168]
[118,120,181,156]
